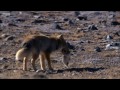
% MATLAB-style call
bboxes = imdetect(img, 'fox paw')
[35,69,46,73]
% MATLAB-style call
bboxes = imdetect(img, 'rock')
[66,42,75,50]
[0,57,7,61]
[0,29,2,32]
[32,19,46,24]
[68,20,75,25]
[63,18,69,21]
[5,36,15,41]
[51,60,58,63]
[33,74,48,79]
[2,65,8,69]
[0,20,2,23]
[33,15,40,19]
[108,14,115,19]
[74,11,80,16]
[79,41,84,44]
[19,12,22,15]
[105,42,120,50]
[95,47,101,52]
[16,18,25,22]
[77,15,87,20]
[94,12,102,15]
[2,12,10,17]
[87,40,91,43]
[99,20,107,24]
[8,23,18,27]
[1,34,9,38]
[31,12,39,15]
[105,35,113,41]
[53,23,63,30]
[88,24,98,30]
[111,21,120,25]
[81,48,85,51]
[113,31,120,36]
[111,42,120,46]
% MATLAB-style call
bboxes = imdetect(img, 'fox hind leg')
[31,54,39,71]
[44,52,53,70]
[23,57,28,71]
[40,53,46,71]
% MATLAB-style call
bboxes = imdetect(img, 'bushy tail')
[15,48,31,61]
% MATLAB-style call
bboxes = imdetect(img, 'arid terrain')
[0,11,120,79]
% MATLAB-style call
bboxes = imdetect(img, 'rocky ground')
[0,11,120,79]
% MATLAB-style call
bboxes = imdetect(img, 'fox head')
[57,34,70,67]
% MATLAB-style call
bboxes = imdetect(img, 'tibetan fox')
[15,34,70,72]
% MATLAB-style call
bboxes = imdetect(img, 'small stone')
[113,31,120,36]
[111,21,120,25]
[19,12,22,15]
[88,24,98,30]
[105,35,113,41]
[2,65,8,69]
[68,20,75,25]
[72,73,75,76]
[16,18,25,22]
[79,41,84,44]
[13,70,17,73]
[74,11,80,16]
[99,20,107,24]
[81,48,85,51]
[95,47,101,52]
[1,34,9,38]
[0,29,2,32]
[0,57,7,61]
[33,74,47,79]
[33,15,40,19]
[108,14,115,19]
[32,19,46,24]
[63,18,69,21]
[2,12,10,17]
[66,42,75,50]
[5,36,15,41]
[111,42,120,46]
[87,40,91,43]
[53,23,63,30]
[8,23,18,27]
[77,15,87,20]
[0,20,2,23]
[105,43,120,50]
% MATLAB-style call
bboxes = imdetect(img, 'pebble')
[88,24,98,30]
[53,23,63,30]
[66,42,75,50]
[1,34,9,38]
[0,57,7,61]
[32,19,46,24]
[106,35,113,41]
[111,21,120,25]
[95,47,101,52]
[77,15,87,20]
[0,20,2,23]
[5,36,15,41]
[74,11,80,16]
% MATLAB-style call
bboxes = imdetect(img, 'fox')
[15,34,70,72]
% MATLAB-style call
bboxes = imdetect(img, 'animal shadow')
[57,67,105,73]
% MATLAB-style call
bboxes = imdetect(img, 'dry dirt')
[0,11,120,79]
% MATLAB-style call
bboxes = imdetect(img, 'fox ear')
[57,34,63,39]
